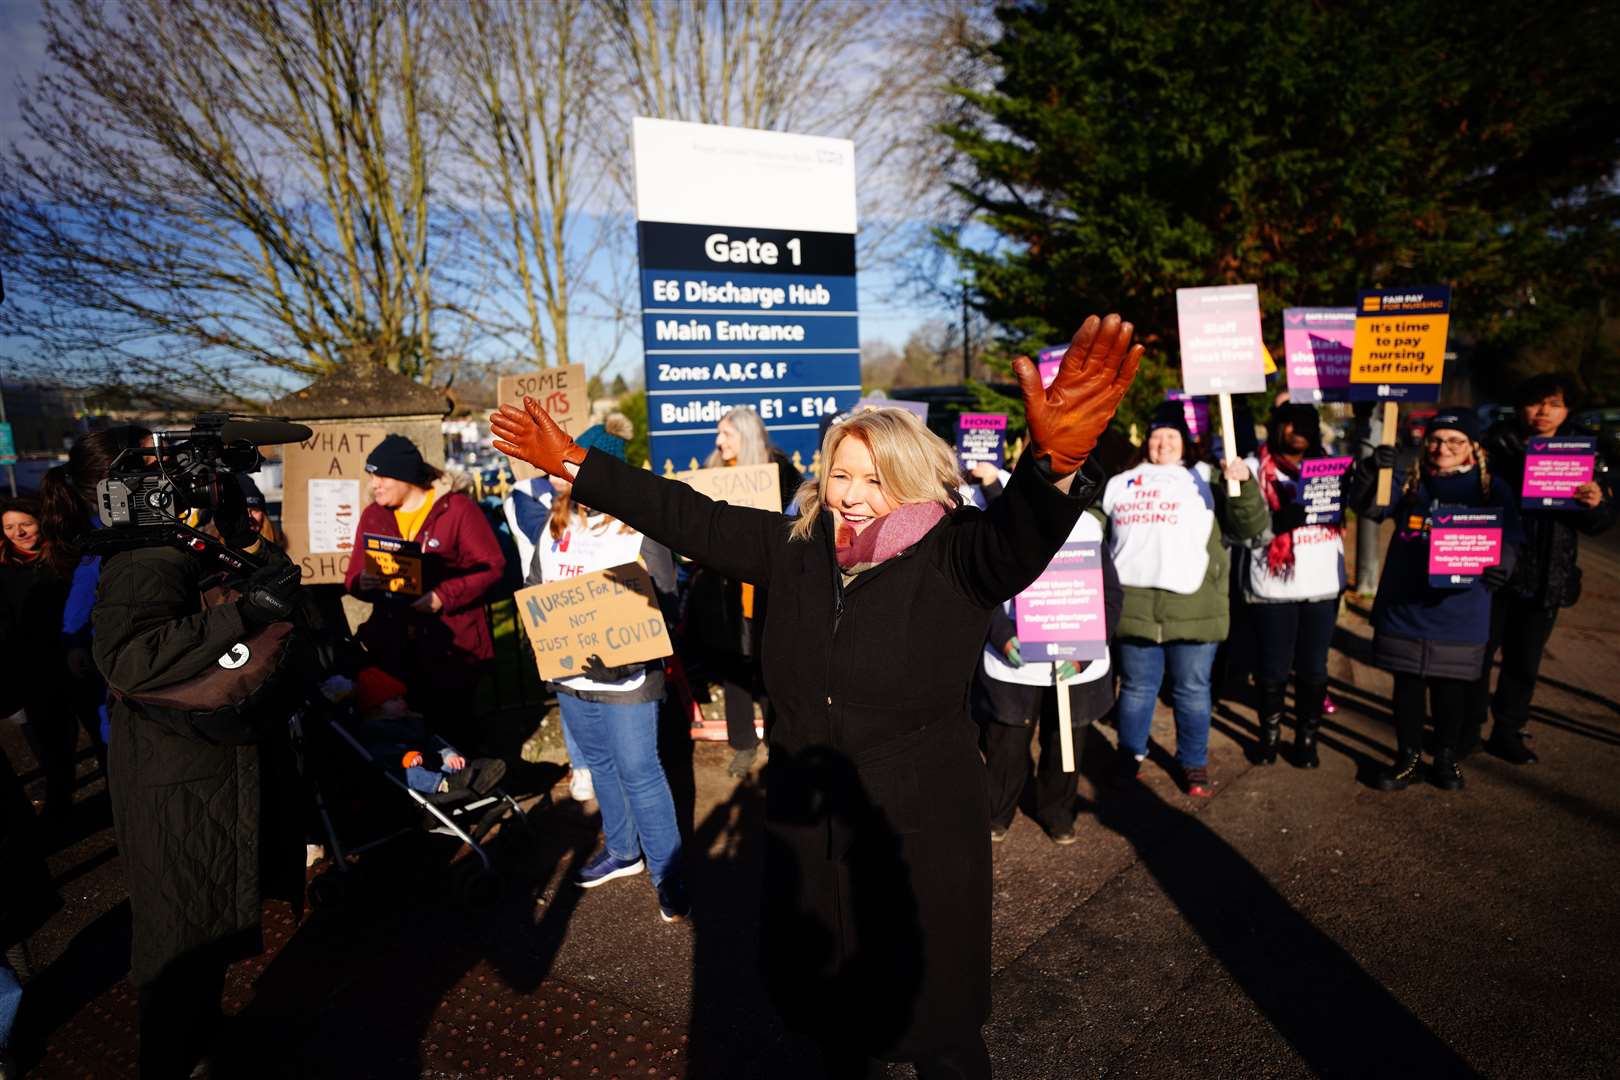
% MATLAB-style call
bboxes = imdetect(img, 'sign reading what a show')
[634,118,861,474]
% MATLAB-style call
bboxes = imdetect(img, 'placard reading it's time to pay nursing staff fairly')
[1350,286,1450,403]
[1522,437,1597,509]
[957,413,1007,471]
[1015,541,1108,663]
[362,534,424,598]
[513,562,673,681]
[1299,457,1354,526]
[634,117,861,474]
[1427,507,1503,589]
[1282,307,1355,403]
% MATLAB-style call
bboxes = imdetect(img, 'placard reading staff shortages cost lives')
[634,117,861,473]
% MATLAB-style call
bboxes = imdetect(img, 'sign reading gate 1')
[633,117,861,473]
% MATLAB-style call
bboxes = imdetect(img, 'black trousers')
[138,949,228,1077]
[1392,672,1467,754]
[1465,592,1560,737]
[713,653,766,751]
[974,677,1085,832]
[1249,598,1338,685]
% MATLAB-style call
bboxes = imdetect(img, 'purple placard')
[1036,344,1066,388]
[850,397,929,422]
[1299,456,1353,525]
[1015,541,1108,661]
[1165,390,1211,441]
[1282,307,1355,403]
[1427,507,1503,588]
[957,412,1007,469]
[1175,284,1267,396]
[1522,436,1596,509]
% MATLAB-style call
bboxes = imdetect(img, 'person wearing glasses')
[1348,410,1521,791]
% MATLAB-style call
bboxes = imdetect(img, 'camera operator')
[83,427,309,1077]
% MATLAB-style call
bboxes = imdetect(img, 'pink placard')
[1014,541,1108,660]
[1522,436,1596,508]
[1299,456,1353,525]
[1282,307,1355,402]
[1036,344,1066,389]
[1175,284,1267,396]
[1165,390,1211,441]
[1427,508,1503,587]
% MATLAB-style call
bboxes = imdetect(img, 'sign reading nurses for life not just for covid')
[633,117,861,474]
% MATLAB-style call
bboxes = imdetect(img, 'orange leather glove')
[1012,314,1144,474]
[489,398,587,478]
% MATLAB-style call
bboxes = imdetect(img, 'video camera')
[87,413,312,573]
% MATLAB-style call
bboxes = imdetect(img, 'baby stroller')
[293,670,536,909]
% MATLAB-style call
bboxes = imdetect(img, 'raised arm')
[489,403,783,585]
[942,313,1141,607]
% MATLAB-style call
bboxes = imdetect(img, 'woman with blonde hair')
[1348,409,1521,791]
[492,313,1140,1078]
[693,407,802,774]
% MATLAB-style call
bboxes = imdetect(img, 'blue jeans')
[557,694,681,884]
[559,710,588,772]
[1116,639,1221,768]
[0,957,21,1051]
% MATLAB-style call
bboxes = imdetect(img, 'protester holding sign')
[1349,410,1522,791]
[492,312,1140,1080]
[973,506,1121,844]
[344,434,503,747]
[1103,402,1267,796]
[525,419,686,919]
[1240,403,1349,768]
[685,406,800,776]
[1469,375,1616,763]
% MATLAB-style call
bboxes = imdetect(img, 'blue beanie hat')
[575,423,627,463]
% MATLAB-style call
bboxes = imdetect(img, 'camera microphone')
[218,417,313,446]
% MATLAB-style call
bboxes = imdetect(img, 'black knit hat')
[1147,401,1193,444]
[365,434,428,484]
[235,473,266,508]
[1424,408,1480,444]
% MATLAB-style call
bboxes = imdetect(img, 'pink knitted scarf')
[834,501,947,574]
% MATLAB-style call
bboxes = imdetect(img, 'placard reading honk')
[513,562,673,680]
[1350,286,1450,402]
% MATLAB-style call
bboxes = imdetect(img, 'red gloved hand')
[1012,314,1144,474]
[489,397,587,478]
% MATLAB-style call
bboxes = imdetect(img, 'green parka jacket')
[1110,466,1268,643]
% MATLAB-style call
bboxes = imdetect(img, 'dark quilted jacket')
[93,546,304,987]
[1483,420,1617,610]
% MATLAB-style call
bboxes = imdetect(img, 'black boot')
[1293,679,1325,769]
[1375,747,1422,791]
[1431,748,1465,790]
[1257,681,1285,765]
[1486,725,1538,765]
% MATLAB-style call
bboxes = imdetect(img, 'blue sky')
[0,0,947,393]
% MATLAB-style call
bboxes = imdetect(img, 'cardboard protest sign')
[1015,541,1108,662]
[1165,390,1211,442]
[362,534,424,597]
[497,363,590,480]
[513,562,673,680]
[1522,436,1597,509]
[672,462,783,512]
[1282,307,1355,403]
[1299,457,1354,525]
[1175,285,1268,396]
[957,413,1008,470]
[1427,507,1503,588]
[1349,286,1450,403]
[280,424,391,584]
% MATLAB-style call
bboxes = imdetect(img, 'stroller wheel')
[309,870,349,911]
[459,866,500,908]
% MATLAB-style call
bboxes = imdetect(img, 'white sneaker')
[569,767,594,802]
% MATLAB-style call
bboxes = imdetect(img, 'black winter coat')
[93,546,304,987]
[1483,421,1617,610]
[573,448,1095,1059]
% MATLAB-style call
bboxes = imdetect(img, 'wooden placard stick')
[1217,392,1241,497]
[1375,400,1399,505]
[1056,671,1077,773]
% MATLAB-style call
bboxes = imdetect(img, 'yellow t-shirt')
[393,488,436,542]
